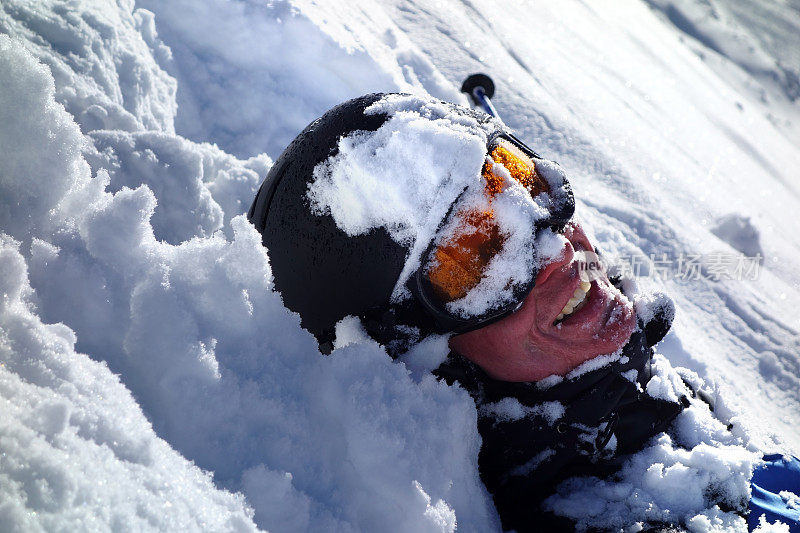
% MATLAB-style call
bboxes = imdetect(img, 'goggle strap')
[359,298,439,358]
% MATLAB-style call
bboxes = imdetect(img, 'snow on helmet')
[249,93,574,353]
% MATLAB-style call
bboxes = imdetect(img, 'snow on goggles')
[411,133,574,333]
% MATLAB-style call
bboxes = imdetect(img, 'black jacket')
[434,309,684,532]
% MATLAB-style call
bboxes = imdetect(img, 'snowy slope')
[365,0,800,453]
[1,0,799,531]
[143,0,800,450]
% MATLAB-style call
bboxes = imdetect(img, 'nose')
[533,222,594,286]
[563,222,594,252]
[534,235,574,286]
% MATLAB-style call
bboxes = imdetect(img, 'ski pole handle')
[461,73,503,123]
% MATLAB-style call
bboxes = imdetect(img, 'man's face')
[448,223,636,382]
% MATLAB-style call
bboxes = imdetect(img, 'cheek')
[448,313,533,370]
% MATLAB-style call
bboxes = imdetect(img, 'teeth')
[555,282,591,324]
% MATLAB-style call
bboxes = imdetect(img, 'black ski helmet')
[248,93,573,353]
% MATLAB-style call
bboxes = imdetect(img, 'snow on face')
[308,94,566,316]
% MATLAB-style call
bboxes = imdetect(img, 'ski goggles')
[410,133,574,334]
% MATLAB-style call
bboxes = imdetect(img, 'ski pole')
[461,73,503,124]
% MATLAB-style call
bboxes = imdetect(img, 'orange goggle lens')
[483,139,550,198]
[425,139,547,303]
[427,209,504,301]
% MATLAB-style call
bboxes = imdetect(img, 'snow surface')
[1,0,800,531]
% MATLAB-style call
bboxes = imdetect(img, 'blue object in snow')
[460,73,503,123]
[471,85,500,119]
[749,454,800,531]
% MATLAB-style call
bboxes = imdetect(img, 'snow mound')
[0,12,496,531]
[0,0,176,134]
[545,434,756,531]
[135,0,462,158]
[711,213,763,257]
[545,355,762,531]
[84,130,269,243]
[0,235,258,532]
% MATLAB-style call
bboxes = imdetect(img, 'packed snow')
[1,0,799,531]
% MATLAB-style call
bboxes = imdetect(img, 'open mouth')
[553,279,591,325]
